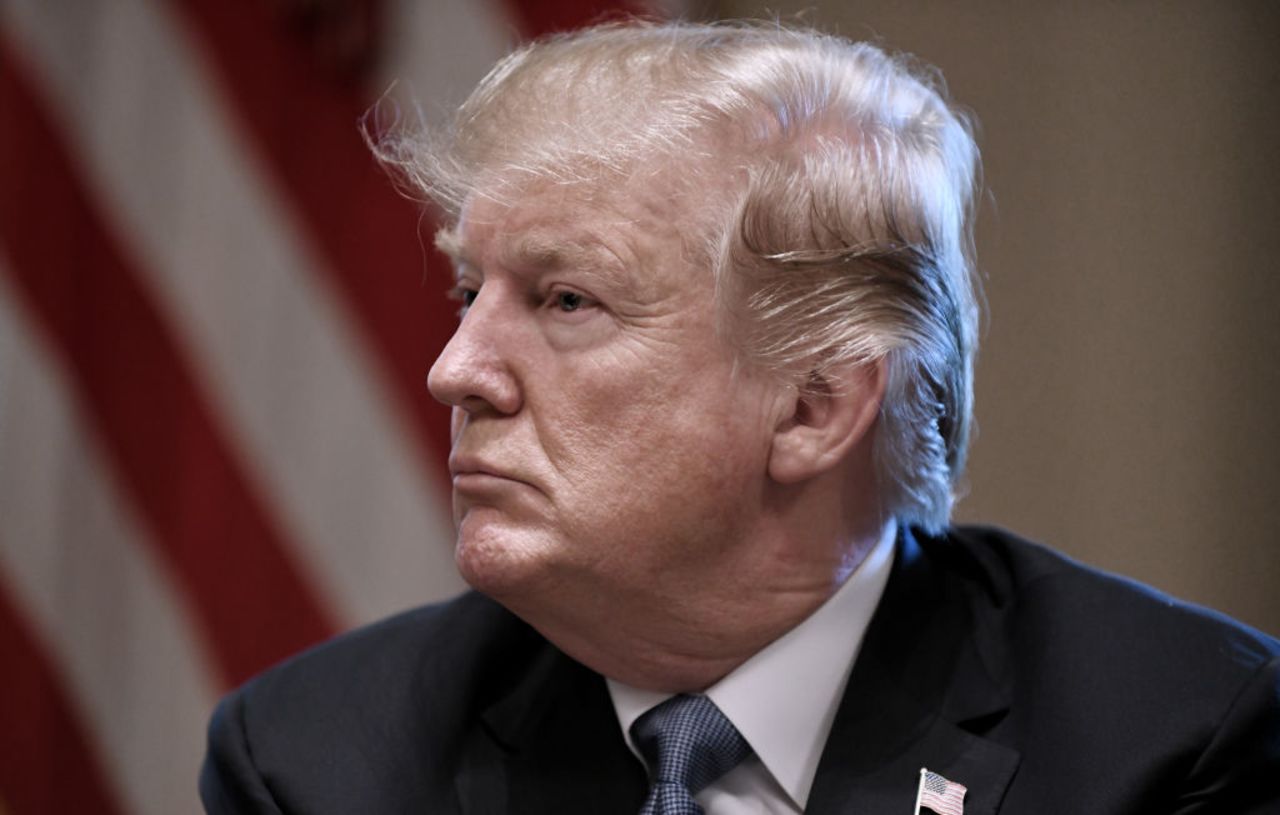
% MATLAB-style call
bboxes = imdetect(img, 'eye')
[555,291,584,312]
[447,284,479,314]
[542,286,598,316]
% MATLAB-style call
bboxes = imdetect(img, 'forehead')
[440,178,708,297]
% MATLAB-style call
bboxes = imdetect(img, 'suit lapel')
[456,529,1021,815]
[456,637,647,815]
[807,529,1020,815]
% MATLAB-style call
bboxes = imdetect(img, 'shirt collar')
[608,519,897,808]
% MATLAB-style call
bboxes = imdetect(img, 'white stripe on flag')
[0,266,220,815]
[3,0,462,625]
[380,0,516,125]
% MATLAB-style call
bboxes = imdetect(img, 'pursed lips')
[448,455,537,492]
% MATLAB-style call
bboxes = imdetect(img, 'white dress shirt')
[608,520,897,813]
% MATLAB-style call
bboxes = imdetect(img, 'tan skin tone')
[428,175,888,692]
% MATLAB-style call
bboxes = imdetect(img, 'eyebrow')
[435,226,626,284]
[502,235,623,277]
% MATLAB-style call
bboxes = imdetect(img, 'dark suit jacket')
[200,526,1280,813]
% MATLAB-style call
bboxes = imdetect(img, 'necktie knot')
[631,694,752,814]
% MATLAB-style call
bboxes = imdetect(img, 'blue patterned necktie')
[630,694,753,815]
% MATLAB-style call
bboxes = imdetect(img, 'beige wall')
[713,1,1280,633]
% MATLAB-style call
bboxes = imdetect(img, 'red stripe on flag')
[501,0,650,40]
[0,567,127,815]
[168,0,456,482]
[0,37,337,688]
[166,1,654,488]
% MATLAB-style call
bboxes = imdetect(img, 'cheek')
[549,363,700,470]
[555,375,769,520]
[534,329,775,518]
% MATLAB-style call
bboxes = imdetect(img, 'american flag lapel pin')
[913,767,967,815]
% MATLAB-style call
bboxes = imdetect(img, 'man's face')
[428,178,785,619]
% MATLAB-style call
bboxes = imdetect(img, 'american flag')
[917,768,967,815]
[0,1,667,812]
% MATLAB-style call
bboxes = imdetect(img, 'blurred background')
[1,1,1276,812]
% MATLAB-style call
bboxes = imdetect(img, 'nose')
[427,292,522,416]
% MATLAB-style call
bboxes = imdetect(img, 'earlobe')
[767,360,886,484]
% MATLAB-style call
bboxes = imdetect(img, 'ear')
[767,359,886,484]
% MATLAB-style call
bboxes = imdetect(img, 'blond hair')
[375,21,982,532]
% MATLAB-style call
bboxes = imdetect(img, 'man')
[201,21,1280,814]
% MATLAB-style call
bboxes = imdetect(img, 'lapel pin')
[914,767,967,815]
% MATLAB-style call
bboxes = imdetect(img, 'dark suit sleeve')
[1174,655,1280,814]
[199,691,284,815]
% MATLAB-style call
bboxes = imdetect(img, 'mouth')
[448,456,534,491]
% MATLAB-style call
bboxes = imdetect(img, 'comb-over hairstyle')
[376,20,982,533]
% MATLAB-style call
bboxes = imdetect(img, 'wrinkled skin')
[429,178,876,690]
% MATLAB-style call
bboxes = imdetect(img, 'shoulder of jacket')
[936,523,1280,676]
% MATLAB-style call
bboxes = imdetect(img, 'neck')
[509,489,891,692]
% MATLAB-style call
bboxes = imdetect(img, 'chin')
[453,512,557,600]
